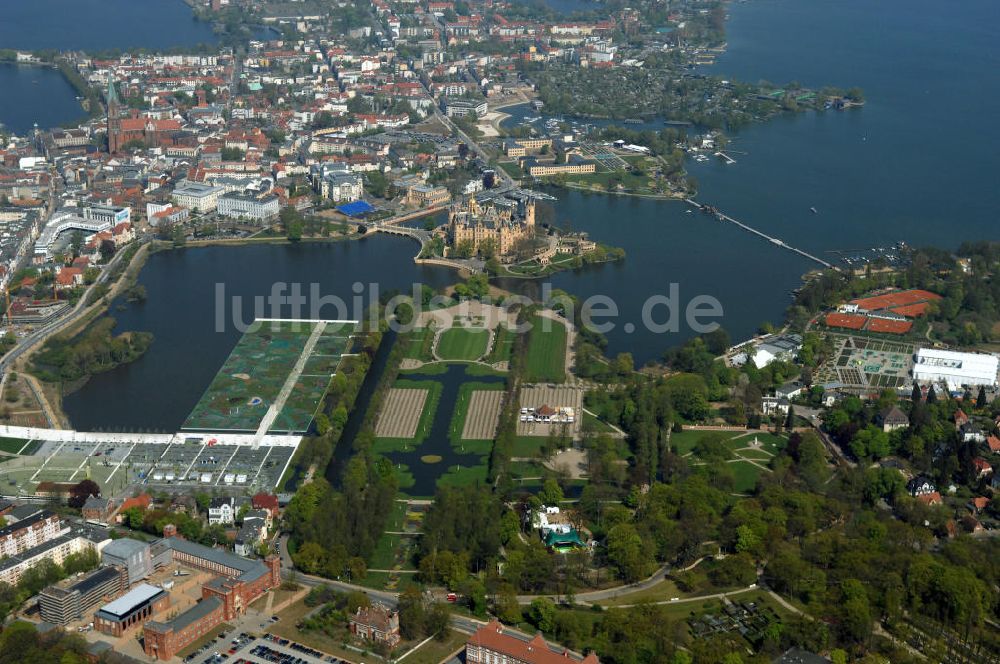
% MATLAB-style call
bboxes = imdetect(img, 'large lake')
[0,64,84,135]
[63,0,1000,431]
[0,0,218,51]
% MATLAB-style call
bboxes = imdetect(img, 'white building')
[208,497,235,525]
[532,506,572,537]
[217,192,280,222]
[912,348,999,391]
[322,172,364,202]
[443,98,487,118]
[34,209,114,257]
[171,180,225,213]
[731,333,802,369]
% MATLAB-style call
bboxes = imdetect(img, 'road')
[0,242,137,375]
[416,78,514,189]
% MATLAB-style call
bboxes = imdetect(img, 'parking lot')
[3,436,296,494]
[192,632,348,664]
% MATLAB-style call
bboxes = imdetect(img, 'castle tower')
[524,198,535,227]
[106,73,122,154]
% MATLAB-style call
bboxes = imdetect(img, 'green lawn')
[398,629,466,664]
[729,461,765,494]
[525,314,567,383]
[583,411,619,435]
[437,461,489,488]
[669,430,782,494]
[369,533,416,571]
[512,435,545,457]
[437,328,490,361]
[597,579,683,607]
[19,440,42,455]
[403,326,434,361]
[509,460,545,479]
[393,463,415,490]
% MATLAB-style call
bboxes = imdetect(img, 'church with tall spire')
[106,73,124,153]
[104,72,183,154]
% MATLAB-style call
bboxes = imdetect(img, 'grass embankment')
[403,326,435,361]
[524,314,567,383]
[0,437,30,455]
[484,323,514,364]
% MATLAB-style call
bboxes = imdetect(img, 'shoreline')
[15,242,154,428]
[0,60,94,133]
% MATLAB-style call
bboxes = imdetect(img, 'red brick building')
[350,602,401,648]
[142,537,281,661]
[107,75,184,154]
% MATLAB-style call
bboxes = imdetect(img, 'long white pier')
[686,200,835,269]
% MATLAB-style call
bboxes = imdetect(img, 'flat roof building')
[913,348,999,391]
[102,538,152,585]
[171,180,225,213]
[39,565,127,625]
[94,583,170,637]
[217,192,280,222]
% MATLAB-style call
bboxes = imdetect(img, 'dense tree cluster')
[0,622,96,664]
[33,317,153,383]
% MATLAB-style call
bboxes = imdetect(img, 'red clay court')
[850,289,942,315]
[825,313,866,330]
[866,318,913,334]
[824,312,913,335]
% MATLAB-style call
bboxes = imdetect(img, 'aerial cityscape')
[0,0,997,663]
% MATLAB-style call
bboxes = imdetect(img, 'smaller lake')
[62,239,456,432]
[1,0,219,51]
[0,64,84,135]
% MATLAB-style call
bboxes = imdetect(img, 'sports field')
[525,314,567,383]
[436,327,490,361]
[183,319,356,433]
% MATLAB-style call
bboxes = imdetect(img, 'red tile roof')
[988,435,1000,453]
[468,622,599,664]
[916,491,942,506]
